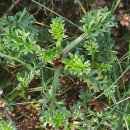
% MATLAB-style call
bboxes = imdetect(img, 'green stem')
[56,40,61,51]
[52,67,61,98]
[50,66,61,111]
[94,64,130,100]
[41,61,45,94]
[0,52,33,70]
[91,51,94,62]
[61,33,87,57]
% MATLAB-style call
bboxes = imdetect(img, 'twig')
[2,0,21,18]
[114,96,130,105]
[4,107,17,129]
[0,99,17,129]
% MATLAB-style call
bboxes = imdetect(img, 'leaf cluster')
[80,7,117,39]
[0,9,40,60]
[0,120,15,130]
[62,52,91,76]
[49,17,67,43]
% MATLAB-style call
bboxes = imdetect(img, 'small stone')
[119,3,124,8]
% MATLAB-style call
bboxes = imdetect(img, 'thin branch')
[2,0,21,18]
[114,96,130,105]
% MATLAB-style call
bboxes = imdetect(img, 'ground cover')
[0,0,130,129]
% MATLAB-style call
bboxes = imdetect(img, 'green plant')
[39,6,118,129]
[0,9,42,101]
[1,5,129,129]
[0,120,15,130]
[40,100,70,129]
[62,52,91,76]
[59,7,117,97]
[49,17,67,50]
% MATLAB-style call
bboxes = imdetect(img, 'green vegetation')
[0,0,130,129]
